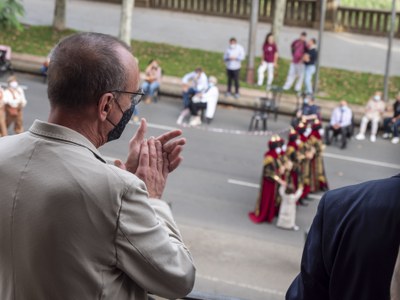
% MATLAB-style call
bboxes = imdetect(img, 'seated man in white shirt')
[181,67,208,108]
[189,76,219,126]
[325,100,353,149]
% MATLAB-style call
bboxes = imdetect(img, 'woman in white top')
[3,76,27,134]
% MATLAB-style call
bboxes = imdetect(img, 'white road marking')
[228,179,260,188]
[323,152,400,170]
[197,274,285,296]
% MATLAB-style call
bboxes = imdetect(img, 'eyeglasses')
[108,88,145,108]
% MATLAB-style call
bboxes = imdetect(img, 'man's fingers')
[155,140,163,172]
[148,137,157,169]
[169,156,183,173]
[163,138,186,153]
[137,139,149,172]
[162,152,169,178]
[130,118,147,146]
[156,129,182,146]
[114,159,127,170]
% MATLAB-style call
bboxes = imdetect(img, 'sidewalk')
[10,52,365,123]
[23,0,400,76]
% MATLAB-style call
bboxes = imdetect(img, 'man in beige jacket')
[0,33,195,299]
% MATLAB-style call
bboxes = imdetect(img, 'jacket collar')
[29,120,106,164]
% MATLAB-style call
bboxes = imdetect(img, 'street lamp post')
[246,0,259,84]
[313,0,327,95]
[383,0,397,102]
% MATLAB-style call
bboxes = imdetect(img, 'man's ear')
[98,93,114,121]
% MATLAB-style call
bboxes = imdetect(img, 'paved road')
[7,72,400,299]
[23,0,400,75]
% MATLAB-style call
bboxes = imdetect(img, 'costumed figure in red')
[308,119,329,192]
[296,122,315,202]
[285,128,304,193]
[249,135,286,223]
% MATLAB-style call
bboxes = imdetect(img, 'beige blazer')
[0,120,195,300]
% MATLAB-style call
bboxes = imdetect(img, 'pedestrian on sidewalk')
[303,38,318,95]
[282,32,307,93]
[356,91,385,142]
[3,76,27,134]
[257,33,278,92]
[223,37,245,99]
[382,92,400,144]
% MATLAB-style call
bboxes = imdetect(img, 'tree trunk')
[271,0,287,45]
[119,0,135,46]
[53,0,66,31]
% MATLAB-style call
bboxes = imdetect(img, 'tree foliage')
[0,0,24,31]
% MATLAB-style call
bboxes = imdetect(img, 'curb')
[10,53,366,124]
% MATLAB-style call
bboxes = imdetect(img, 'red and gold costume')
[249,136,282,223]
[296,123,314,200]
[308,120,329,192]
[285,129,303,192]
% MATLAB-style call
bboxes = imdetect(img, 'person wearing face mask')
[257,32,279,92]
[187,76,219,126]
[356,91,385,142]
[325,100,353,149]
[0,33,195,300]
[223,37,245,99]
[382,92,400,144]
[249,135,287,224]
[181,67,208,110]
[3,76,27,134]
[0,87,7,137]
[141,59,162,103]
[308,120,329,193]
[296,123,315,204]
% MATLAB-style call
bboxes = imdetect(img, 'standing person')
[0,87,7,136]
[249,135,286,224]
[356,91,385,142]
[382,91,400,144]
[283,32,307,93]
[223,37,245,99]
[3,76,27,134]
[286,174,400,300]
[276,175,303,231]
[0,32,195,300]
[308,119,329,193]
[181,67,208,108]
[325,100,353,149]
[303,38,318,95]
[257,33,278,92]
[141,59,162,102]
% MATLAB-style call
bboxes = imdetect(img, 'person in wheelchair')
[0,45,12,74]
[325,100,353,149]
[291,94,320,128]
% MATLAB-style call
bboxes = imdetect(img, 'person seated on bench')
[141,59,162,102]
[291,94,320,127]
[0,45,12,72]
[382,91,400,145]
[177,76,219,126]
[325,100,353,149]
[189,76,219,126]
[181,67,208,109]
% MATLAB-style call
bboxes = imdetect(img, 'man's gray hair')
[47,32,131,108]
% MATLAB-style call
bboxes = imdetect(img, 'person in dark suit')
[286,174,400,300]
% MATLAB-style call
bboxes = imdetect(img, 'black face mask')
[107,104,135,142]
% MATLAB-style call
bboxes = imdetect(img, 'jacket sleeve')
[286,194,330,300]
[115,177,196,299]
